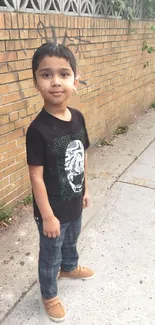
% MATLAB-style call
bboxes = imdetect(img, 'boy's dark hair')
[32,43,76,80]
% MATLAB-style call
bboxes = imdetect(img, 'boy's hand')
[43,215,60,238]
[83,190,89,208]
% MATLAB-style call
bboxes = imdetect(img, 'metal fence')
[0,0,154,19]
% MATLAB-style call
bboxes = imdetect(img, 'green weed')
[0,194,33,225]
[115,126,129,135]
[19,194,33,206]
[151,102,155,108]
[0,207,12,222]
[98,138,113,147]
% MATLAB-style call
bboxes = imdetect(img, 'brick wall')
[0,12,155,208]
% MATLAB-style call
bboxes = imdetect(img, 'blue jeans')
[37,216,82,299]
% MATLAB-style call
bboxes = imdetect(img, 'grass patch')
[0,194,33,225]
[151,102,155,108]
[98,138,113,147]
[19,194,33,206]
[0,207,12,222]
[114,126,129,135]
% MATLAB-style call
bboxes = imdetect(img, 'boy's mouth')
[49,91,64,95]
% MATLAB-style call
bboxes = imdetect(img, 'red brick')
[18,69,32,80]
[0,104,13,115]
[0,41,5,51]
[17,13,24,29]
[28,29,38,39]
[1,92,21,105]
[0,122,15,136]
[27,106,36,115]
[0,30,9,40]
[0,157,15,171]
[23,14,29,28]
[24,39,42,49]
[10,30,20,40]
[16,136,26,146]
[14,116,31,129]
[8,61,27,72]
[10,166,28,182]
[29,14,35,28]
[2,160,25,178]
[20,30,29,39]
[4,13,11,28]
[0,184,30,207]
[0,141,16,154]
[16,152,26,163]
[6,40,25,51]
[12,100,28,112]
[9,112,19,121]
[0,13,5,29]
[11,13,18,29]
[0,84,9,95]
[3,146,23,160]
[18,109,27,118]
[0,179,27,201]
[0,72,18,85]
[0,177,9,190]
[0,51,17,63]
[0,115,9,125]
[23,88,37,98]
[0,62,8,73]
[9,82,21,93]
[5,129,24,144]
[17,49,34,60]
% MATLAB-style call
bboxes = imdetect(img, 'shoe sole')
[46,312,67,323]
[60,273,95,280]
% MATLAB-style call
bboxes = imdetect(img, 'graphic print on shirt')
[52,130,86,200]
[65,140,84,193]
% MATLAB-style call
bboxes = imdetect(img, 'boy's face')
[34,56,77,107]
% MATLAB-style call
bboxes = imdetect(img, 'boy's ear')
[73,77,79,92]
[33,78,39,91]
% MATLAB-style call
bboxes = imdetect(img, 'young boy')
[26,43,94,323]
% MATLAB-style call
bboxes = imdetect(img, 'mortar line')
[110,136,155,190]
[0,280,37,324]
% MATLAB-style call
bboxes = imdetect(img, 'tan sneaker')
[43,296,67,322]
[60,265,95,280]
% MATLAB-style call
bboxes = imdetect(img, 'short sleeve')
[81,114,90,150]
[26,127,45,166]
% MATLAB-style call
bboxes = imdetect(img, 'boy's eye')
[61,72,70,77]
[42,73,51,78]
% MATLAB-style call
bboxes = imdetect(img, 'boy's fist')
[83,191,89,208]
[43,216,60,238]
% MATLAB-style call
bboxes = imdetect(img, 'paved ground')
[1,109,155,325]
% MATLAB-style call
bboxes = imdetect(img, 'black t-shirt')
[26,107,90,224]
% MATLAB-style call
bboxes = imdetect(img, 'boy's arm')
[29,165,60,238]
[83,151,89,208]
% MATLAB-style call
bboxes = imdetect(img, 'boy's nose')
[52,76,61,87]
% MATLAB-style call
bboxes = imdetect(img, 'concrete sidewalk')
[1,109,155,324]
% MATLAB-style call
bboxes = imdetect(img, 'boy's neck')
[44,102,66,113]
[44,102,71,121]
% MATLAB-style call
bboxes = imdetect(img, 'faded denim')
[37,216,82,299]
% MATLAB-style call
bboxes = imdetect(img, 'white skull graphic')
[65,140,84,193]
